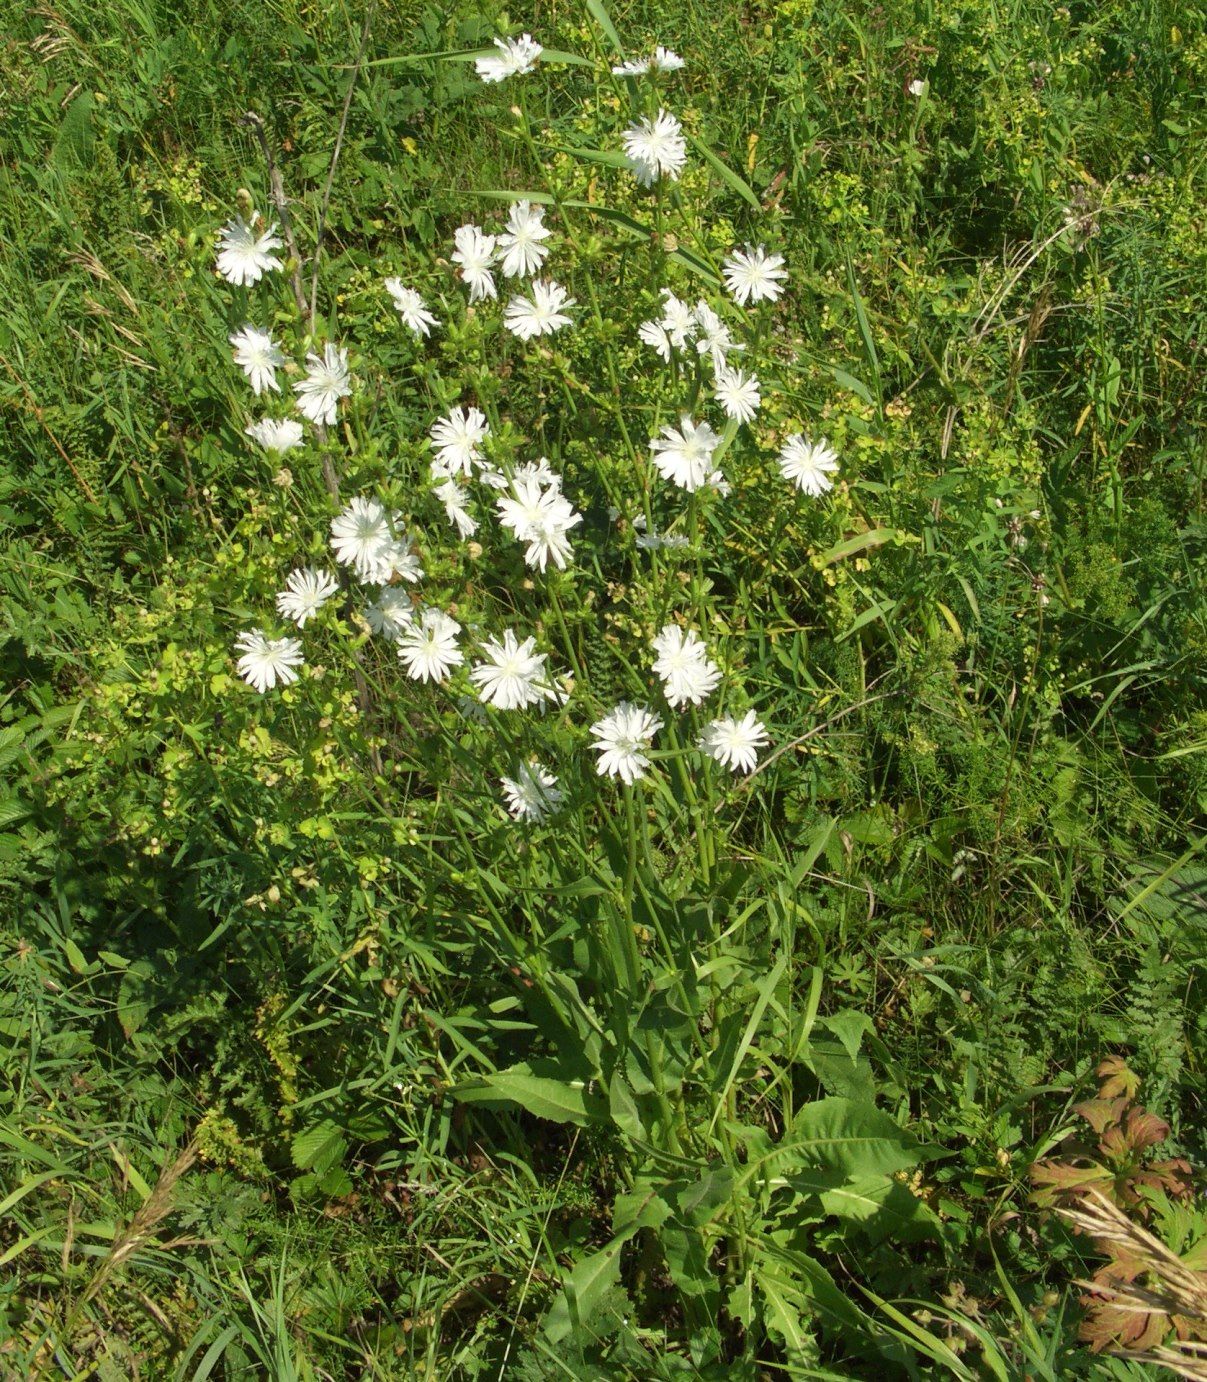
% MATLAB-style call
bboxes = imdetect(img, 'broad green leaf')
[661,1223,715,1300]
[612,1180,671,1235]
[117,959,162,1037]
[291,1120,346,1175]
[755,1234,878,1341]
[794,1172,943,1242]
[608,1070,644,1138]
[456,1065,608,1126]
[750,1098,922,1184]
[672,1166,735,1226]
[760,1264,814,1358]
[543,1230,632,1343]
[817,1010,875,1064]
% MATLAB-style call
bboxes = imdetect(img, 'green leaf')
[117,959,161,1037]
[817,1011,874,1064]
[291,1120,346,1175]
[762,1273,813,1356]
[845,252,881,403]
[755,1234,876,1341]
[751,1098,923,1183]
[608,1070,644,1138]
[816,528,900,566]
[686,133,761,209]
[584,0,624,56]
[556,143,640,172]
[827,366,874,405]
[708,954,786,1133]
[543,1231,631,1343]
[796,1173,943,1242]
[539,48,594,68]
[661,1222,715,1300]
[456,1064,608,1126]
[612,1180,671,1236]
[672,1166,735,1226]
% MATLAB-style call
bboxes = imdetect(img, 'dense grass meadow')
[3,0,1207,1374]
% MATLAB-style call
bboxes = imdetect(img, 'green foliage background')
[1,0,1205,1375]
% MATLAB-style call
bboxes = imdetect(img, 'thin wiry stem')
[241,112,308,321]
[308,4,376,330]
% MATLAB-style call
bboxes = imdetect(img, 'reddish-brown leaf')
[1096,1056,1142,1101]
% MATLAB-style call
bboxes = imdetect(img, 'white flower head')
[498,200,552,278]
[434,478,478,539]
[245,418,304,454]
[635,526,690,552]
[693,302,742,369]
[378,531,424,584]
[503,279,575,341]
[430,405,490,478]
[651,625,721,708]
[713,364,761,424]
[612,46,684,76]
[294,343,351,426]
[637,292,697,365]
[229,325,284,396]
[330,496,419,584]
[638,319,674,361]
[501,761,563,823]
[512,456,560,490]
[778,435,839,496]
[234,628,303,694]
[623,109,687,185]
[476,462,509,491]
[699,711,769,774]
[396,606,463,683]
[649,415,721,492]
[385,279,440,337]
[451,224,498,302]
[659,289,697,349]
[470,629,557,710]
[722,244,789,306]
[364,586,415,639]
[215,212,283,287]
[476,33,542,83]
[495,474,582,572]
[275,567,339,628]
[590,703,663,785]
